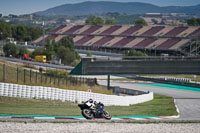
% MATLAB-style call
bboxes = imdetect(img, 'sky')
[0,0,200,15]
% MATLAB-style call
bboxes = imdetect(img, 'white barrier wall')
[0,82,153,106]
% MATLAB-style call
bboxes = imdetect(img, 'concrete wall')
[79,58,200,75]
[0,82,153,106]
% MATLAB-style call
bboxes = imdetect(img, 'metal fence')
[0,63,96,87]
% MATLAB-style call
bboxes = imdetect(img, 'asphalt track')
[0,57,74,70]
[98,80,200,121]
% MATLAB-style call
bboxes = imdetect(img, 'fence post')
[30,69,32,83]
[3,64,5,82]
[40,73,42,83]
[107,75,110,90]
[17,67,19,83]
[65,77,68,85]
[50,76,52,84]
[62,77,64,85]
[79,77,82,86]
[36,72,37,83]
[24,69,26,84]
[45,74,47,84]
[54,75,56,85]
[58,76,60,86]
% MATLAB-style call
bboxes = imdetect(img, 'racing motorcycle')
[78,102,112,120]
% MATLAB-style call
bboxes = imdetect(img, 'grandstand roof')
[34,25,200,51]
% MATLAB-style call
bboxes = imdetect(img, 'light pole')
[42,21,45,46]
[152,44,156,56]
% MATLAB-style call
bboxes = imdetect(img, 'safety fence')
[0,82,153,106]
[0,63,96,87]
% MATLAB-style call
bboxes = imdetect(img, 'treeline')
[85,16,114,25]
[3,43,29,58]
[104,12,141,25]
[85,15,147,26]
[187,18,200,26]
[3,36,80,66]
[32,36,80,66]
[0,20,42,42]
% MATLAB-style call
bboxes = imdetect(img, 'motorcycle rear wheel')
[103,111,112,120]
[82,109,94,119]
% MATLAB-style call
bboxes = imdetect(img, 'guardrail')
[0,82,153,106]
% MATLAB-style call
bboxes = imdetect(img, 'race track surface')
[98,80,200,121]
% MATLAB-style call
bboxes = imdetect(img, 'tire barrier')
[0,82,153,106]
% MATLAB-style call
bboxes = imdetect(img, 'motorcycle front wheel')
[82,109,94,119]
[103,111,112,120]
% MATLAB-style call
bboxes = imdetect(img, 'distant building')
[30,15,33,21]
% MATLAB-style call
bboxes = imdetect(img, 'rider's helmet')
[88,99,93,103]
[99,102,104,106]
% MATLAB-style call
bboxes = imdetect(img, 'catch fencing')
[0,82,153,106]
[0,63,96,87]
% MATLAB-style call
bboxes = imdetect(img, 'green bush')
[45,69,69,78]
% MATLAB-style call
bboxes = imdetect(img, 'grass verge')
[0,59,112,95]
[0,94,178,116]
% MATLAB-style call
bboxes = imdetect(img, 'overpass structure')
[70,56,200,88]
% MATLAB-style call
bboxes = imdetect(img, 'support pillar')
[107,75,110,90]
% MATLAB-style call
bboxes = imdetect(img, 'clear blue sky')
[0,0,200,15]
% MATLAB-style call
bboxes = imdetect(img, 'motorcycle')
[78,102,112,120]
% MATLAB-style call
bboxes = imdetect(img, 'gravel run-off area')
[0,122,200,133]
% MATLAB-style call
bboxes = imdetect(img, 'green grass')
[106,94,177,116]
[0,94,178,116]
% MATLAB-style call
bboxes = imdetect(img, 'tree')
[135,18,147,26]
[105,19,114,25]
[187,18,200,26]
[0,20,12,40]
[17,46,28,58]
[56,36,80,65]
[57,46,77,65]
[14,25,27,41]
[0,20,42,42]
[58,36,74,50]
[31,48,44,58]
[85,16,96,25]
[94,17,104,25]
[3,43,17,57]
[27,26,42,41]
[85,16,104,25]
[44,40,56,60]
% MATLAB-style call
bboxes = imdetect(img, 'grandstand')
[33,25,200,56]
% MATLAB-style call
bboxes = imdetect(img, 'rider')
[85,99,104,113]
[85,99,97,109]
[96,102,104,114]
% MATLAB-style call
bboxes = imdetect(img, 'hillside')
[35,1,200,16]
